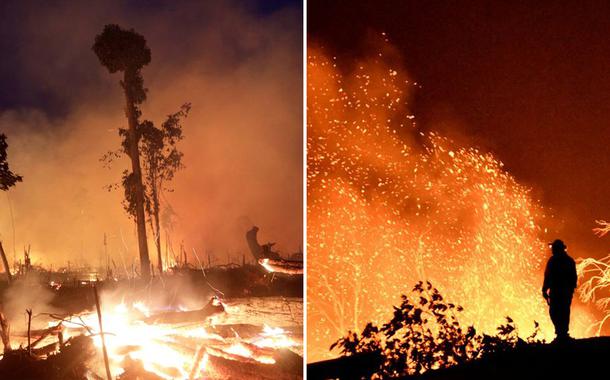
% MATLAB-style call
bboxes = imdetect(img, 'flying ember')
[306,47,593,362]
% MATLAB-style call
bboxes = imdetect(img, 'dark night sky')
[0,0,300,117]
[309,0,610,258]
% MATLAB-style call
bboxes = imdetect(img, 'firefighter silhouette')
[542,239,577,340]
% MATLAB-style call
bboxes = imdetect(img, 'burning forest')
[0,2,303,379]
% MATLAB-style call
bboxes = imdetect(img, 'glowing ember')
[306,47,592,362]
[32,298,301,379]
[260,258,276,273]
[252,325,298,349]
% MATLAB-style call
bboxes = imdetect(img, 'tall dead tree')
[93,24,152,279]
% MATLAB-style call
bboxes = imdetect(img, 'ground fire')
[0,225,302,379]
[0,272,302,379]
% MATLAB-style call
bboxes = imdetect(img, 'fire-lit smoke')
[306,46,592,362]
[0,1,302,268]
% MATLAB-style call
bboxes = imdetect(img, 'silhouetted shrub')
[331,281,544,378]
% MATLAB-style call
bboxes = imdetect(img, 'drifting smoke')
[0,274,60,329]
[0,1,302,268]
[306,45,593,362]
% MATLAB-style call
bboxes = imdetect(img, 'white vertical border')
[302,0,308,376]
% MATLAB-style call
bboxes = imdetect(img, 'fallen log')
[165,335,225,352]
[31,342,59,357]
[14,325,63,339]
[240,341,277,360]
[206,346,263,365]
[206,348,302,380]
[208,323,303,339]
[188,344,207,380]
[29,323,63,349]
[143,297,225,324]
[258,258,303,275]
[118,357,165,380]
[273,349,303,377]
[207,323,264,339]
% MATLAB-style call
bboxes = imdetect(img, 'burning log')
[17,323,64,350]
[206,346,267,365]
[188,345,207,380]
[163,335,223,352]
[208,323,264,339]
[259,258,303,275]
[31,342,59,357]
[15,321,67,339]
[117,357,165,380]
[206,348,303,379]
[239,341,277,360]
[247,226,303,275]
[144,297,224,324]
[208,323,302,340]
[272,349,303,377]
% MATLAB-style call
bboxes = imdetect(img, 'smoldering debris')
[0,280,303,379]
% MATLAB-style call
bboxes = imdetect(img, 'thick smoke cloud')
[0,1,302,268]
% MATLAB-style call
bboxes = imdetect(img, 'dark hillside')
[308,337,610,379]
[412,337,610,380]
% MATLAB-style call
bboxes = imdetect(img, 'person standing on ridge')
[542,239,577,341]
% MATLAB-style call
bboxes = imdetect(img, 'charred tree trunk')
[123,68,151,280]
[154,213,162,275]
[151,180,163,275]
[0,241,12,283]
[0,311,11,353]
[93,285,112,380]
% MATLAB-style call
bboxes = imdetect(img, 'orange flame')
[306,47,593,362]
[45,300,299,379]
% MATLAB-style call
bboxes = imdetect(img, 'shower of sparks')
[306,48,592,362]
[577,220,610,336]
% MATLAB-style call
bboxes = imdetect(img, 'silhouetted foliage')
[331,281,544,378]
[93,24,151,73]
[140,103,190,273]
[0,134,22,191]
[140,103,190,214]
